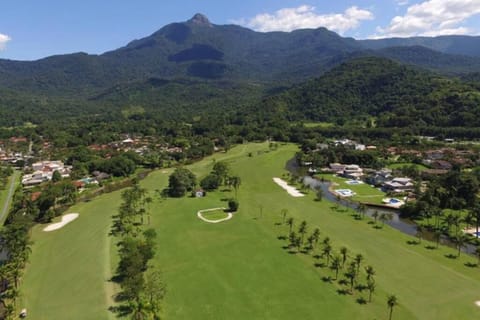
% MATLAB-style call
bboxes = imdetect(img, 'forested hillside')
[259,57,480,127]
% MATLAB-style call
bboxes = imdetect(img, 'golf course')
[19,142,480,319]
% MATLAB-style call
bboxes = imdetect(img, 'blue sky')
[1,0,480,60]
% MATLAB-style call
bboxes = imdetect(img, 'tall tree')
[365,265,375,282]
[367,280,376,302]
[286,217,294,234]
[298,220,307,244]
[354,254,364,275]
[387,294,398,320]
[331,255,342,280]
[340,246,348,268]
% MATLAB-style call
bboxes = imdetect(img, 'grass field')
[388,163,428,171]
[20,142,480,319]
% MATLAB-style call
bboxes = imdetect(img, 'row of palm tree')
[282,216,379,304]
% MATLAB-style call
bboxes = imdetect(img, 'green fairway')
[19,193,120,320]
[20,142,480,319]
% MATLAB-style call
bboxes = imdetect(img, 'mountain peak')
[188,13,212,27]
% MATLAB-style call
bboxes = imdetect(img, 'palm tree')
[372,210,379,225]
[289,231,298,248]
[281,209,288,224]
[340,246,348,268]
[323,236,331,246]
[354,254,364,275]
[312,228,320,248]
[298,220,308,244]
[387,294,398,320]
[357,203,367,219]
[434,229,442,248]
[365,265,375,282]
[322,244,333,265]
[331,255,342,280]
[473,201,480,236]
[416,225,424,244]
[464,210,475,231]
[306,235,315,251]
[286,217,294,233]
[345,262,357,293]
[379,213,393,227]
[455,233,467,257]
[367,280,376,302]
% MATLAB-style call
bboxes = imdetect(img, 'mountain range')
[1,13,480,97]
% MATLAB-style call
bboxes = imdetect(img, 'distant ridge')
[0,14,480,96]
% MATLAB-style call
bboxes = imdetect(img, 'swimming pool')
[335,189,356,197]
[346,180,364,185]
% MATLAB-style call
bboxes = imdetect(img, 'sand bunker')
[475,301,480,307]
[43,213,79,232]
[273,178,304,197]
[197,208,232,223]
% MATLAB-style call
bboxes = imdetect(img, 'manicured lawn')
[388,162,428,171]
[20,142,480,319]
[317,173,386,204]
[19,193,120,320]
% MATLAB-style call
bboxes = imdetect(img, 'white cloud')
[374,0,480,38]
[0,33,11,50]
[396,0,410,6]
[236,5,374,34]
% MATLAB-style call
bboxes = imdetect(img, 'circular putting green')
[197,207,232,223]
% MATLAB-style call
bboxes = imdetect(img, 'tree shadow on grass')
[109,305,132,317]
[337,289,350,296]
[444,253,458,259]
[356,297,367,305]
[406,240,419,245]
[425,245,437,250]
[314,262,326,268]
[277,235,287,240]
[355,284,367,292]
[321,276,333,283]
[338,279,348,286]
[464,262,478,268]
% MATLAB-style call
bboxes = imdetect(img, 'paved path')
[0,171,19,225]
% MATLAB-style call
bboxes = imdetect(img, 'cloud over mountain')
[236,5,373,34]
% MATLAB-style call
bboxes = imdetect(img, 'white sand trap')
[43,213,79,232]
[197,208,232,223]
[475,301,480,307]
[273,178,304,197]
